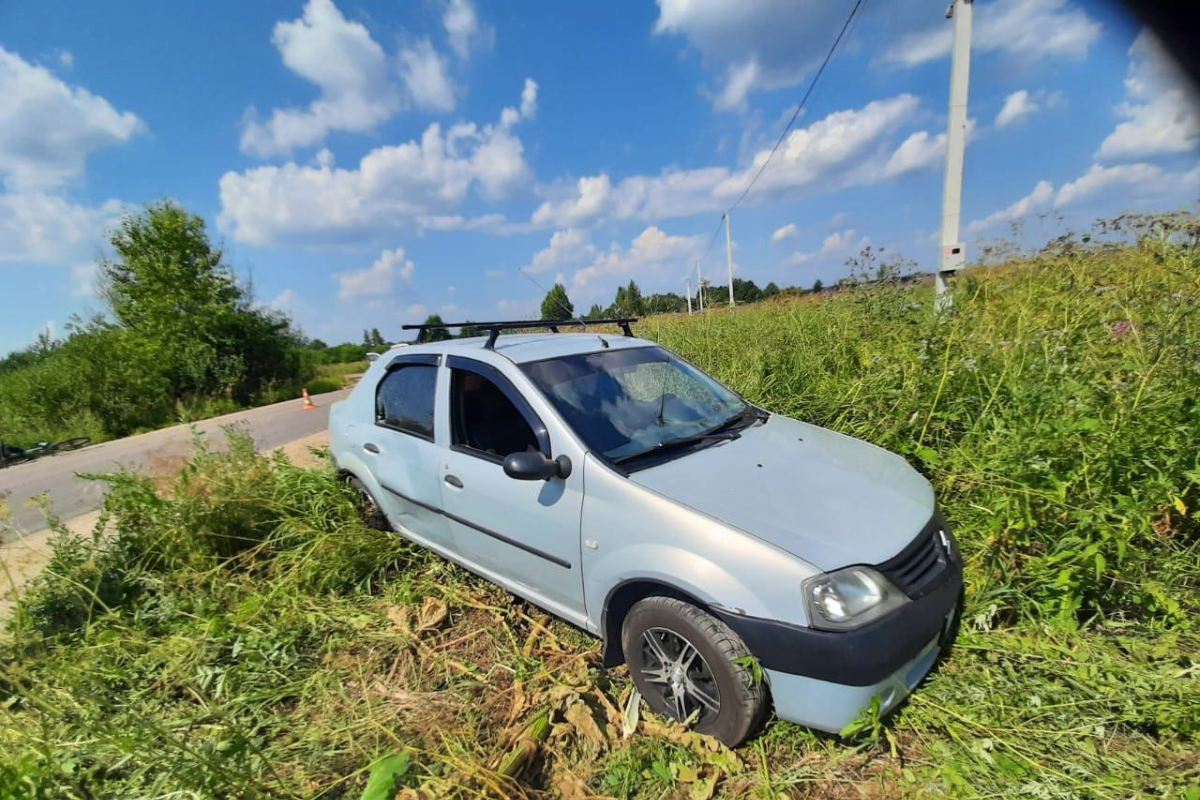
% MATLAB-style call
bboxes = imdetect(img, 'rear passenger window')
[376,365,437,439]
[450,369,539,459]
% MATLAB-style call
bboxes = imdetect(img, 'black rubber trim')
[385,352,441,370]
[713,559,962,687]
[446,355,551,456]
[378,481,571,569]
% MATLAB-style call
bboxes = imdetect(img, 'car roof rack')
[401,318,638,350]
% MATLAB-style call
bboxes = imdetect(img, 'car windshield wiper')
[612,408,753,466]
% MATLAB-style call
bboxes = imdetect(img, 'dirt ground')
[0,431,330,624]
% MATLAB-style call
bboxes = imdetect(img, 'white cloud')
[533,94,920,229]
[0,46,142,191]
[443,0,493,60]
[56,49,73,68]
[653,0,856,111]
[220,83,535,245]
[397,38,456,113]
[335,247,415,300]
[883,117,977,179]
[239,0,399,158]
[0,192,124,264]
[783,228,866,267]
[267,288,299,315]
[71,261,97,297]
[770,223,797,243]
[485,269,505,278]
[1054,163,1162,207]
[525,228,596,274]
[405,303,428,319]
[570,226,703,299]
[995,90,1037,127]
[968,180,1054,231]
[1097,30,1200,160]
[882,0,1101,69]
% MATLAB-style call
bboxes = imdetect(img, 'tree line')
[0,202,376,447]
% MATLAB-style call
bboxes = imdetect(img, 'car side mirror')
[503,451,572,481]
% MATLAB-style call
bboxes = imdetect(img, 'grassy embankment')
[1,231,1197,799]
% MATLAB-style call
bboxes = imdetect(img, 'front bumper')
[713,525,963,732]
[764,631,943,732]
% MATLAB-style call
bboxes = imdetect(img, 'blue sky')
[1,0,1197,351]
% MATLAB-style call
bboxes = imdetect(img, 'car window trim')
[446,355,551,458]
[375,355,441,442]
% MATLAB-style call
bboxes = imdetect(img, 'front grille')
[878,514,954,599]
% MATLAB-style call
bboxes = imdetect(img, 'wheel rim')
[357,486,380,521]
[638,627,721,724]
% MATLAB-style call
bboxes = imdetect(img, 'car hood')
[627,414,934,571]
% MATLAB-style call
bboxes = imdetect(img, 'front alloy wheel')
[622,596,767,746]
[638,627,722,725]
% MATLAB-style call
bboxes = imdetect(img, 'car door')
[365,353,452,549]
[438,355,586,622]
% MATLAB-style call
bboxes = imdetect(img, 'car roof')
[388,332,656,364]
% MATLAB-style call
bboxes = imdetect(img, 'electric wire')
[683,0,869,291]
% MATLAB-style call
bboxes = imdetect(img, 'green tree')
[583,304,605,321]
[421,314,452,342]
[458,321,484,339]
[369,327,386,347]
[732,278,763,304]
[99,200,295,401]
[763,282,780,298]
[611,280,645,316]
[540,282,575,320]
[645,292,686,314]
[811,279,824,293]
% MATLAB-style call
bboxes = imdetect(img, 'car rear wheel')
[622,596,767,747]
[345,475,391,531]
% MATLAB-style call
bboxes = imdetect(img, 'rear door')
[437,356,586,623]
[364,353,452,549]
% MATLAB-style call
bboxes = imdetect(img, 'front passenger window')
[450,369,539,459]
[376,364,437,439]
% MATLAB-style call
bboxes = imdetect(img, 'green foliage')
[540,282,575,320]
[645,292,686,314]
[610,280,646,317]
[420,314,452,342]
[0,201,308,447]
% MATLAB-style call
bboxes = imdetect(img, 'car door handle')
[444,474,463,489]
[363,443,380,454]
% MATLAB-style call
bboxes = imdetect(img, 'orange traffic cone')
[301,387,316,410]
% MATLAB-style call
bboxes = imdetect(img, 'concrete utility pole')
[686,280,693,314]
[724,213,735,307]
[696,262,705,311]
[936,0,972,312]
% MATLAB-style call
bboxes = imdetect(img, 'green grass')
[1,228,1197,799]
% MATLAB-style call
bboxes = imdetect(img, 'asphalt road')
[0,389,347,540]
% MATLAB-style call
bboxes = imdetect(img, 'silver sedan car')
[329,321,962,746]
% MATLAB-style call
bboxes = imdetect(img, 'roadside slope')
[0,389,345,538]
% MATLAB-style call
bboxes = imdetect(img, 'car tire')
[345,475,391,531]
[622,596,768,747]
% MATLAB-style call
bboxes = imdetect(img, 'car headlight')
[803,566,908,631]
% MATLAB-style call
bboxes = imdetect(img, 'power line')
[727,0,867,216]
[683,0,868,288]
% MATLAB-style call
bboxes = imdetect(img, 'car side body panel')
[579,452,818,633]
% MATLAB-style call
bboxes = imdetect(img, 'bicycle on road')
[0,436,91,469]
